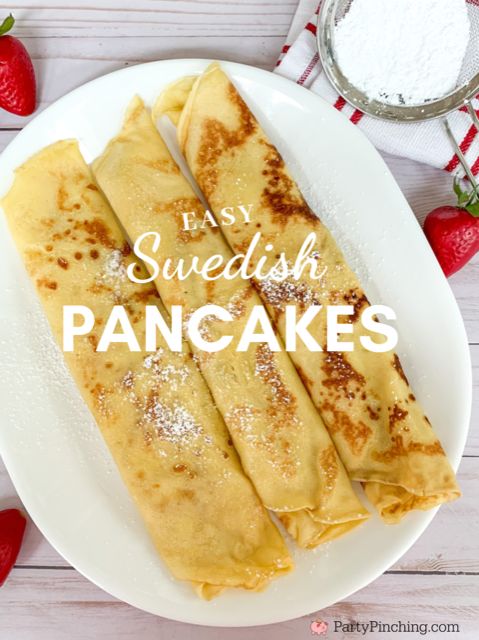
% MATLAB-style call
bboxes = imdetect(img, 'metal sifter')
[317,0,479,184]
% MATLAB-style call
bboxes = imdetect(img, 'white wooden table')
[0,2,477,638]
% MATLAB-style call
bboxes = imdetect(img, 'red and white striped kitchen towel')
[275,0,479,177]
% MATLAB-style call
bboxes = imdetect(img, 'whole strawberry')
[424,179,479,277]
[0,14,36,116]
[0,508,26,587]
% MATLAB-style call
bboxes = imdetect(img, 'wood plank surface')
[0,570,477,639]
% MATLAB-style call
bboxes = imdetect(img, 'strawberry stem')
[0,14,14,37]
[453,177,479,218]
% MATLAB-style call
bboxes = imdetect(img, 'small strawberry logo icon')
[310,618,328,635]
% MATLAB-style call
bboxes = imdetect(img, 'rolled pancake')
[1,140,292,597]
[165,63,460,523]
[92,98,368,548]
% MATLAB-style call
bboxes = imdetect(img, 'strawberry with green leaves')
[424,179,479,278]
[0,14,36,116]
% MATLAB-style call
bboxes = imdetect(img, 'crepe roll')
[1,140,293,597]
[165,62,460,523]
[92,97,368,548]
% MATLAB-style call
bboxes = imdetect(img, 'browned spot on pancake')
[409,393,416,402]
[105,362,113,369]
[228,81,258,133]
[205,278,216,302]
[86,183,98,191]
[90,249,99,259]
[83,218,115,249]
[90,382,106,407]
[139,157,180,174]
[321,400,372,456]
[123,302,134,317]
[80,194,94,209]
[178,489,195,500]
[57,257,69,270]
[136,470,145,480]
[74,251,82,260]
[88,334,98,350]
[132,287,160,303]
[222,451,229,459]
[87,282,110,296]
[196,83,256,197]
[152,483,160,489]
[319,445,339,492]
[74,171,84,185]
[296,365,314,390]
[255,343,296,420]
[173,463,187,473]
[278,513,292,531]
[235,238,254,254]
[366,405,380,420]
[260,142,318,227]
[37,277,57,290]
[389,403,409,431]
[339,288,369,323]
[86,237,96,245]
[393,354,409,384]
[57,185,75,212]
[45,244,53,252]
[321,352,365,392]
[121,242,131,256]
[372,435,444,463]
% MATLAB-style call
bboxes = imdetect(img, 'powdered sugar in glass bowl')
[334,0,470,106]
[318,0,479,122]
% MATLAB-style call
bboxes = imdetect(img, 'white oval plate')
[0,60,471,627]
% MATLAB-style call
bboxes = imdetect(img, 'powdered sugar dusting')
[226,405,257,441]
[257,259,326,309]
[143,348,189,386]
[144,399,202,444]
[259,275,321,309]
[103,249,126,280]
